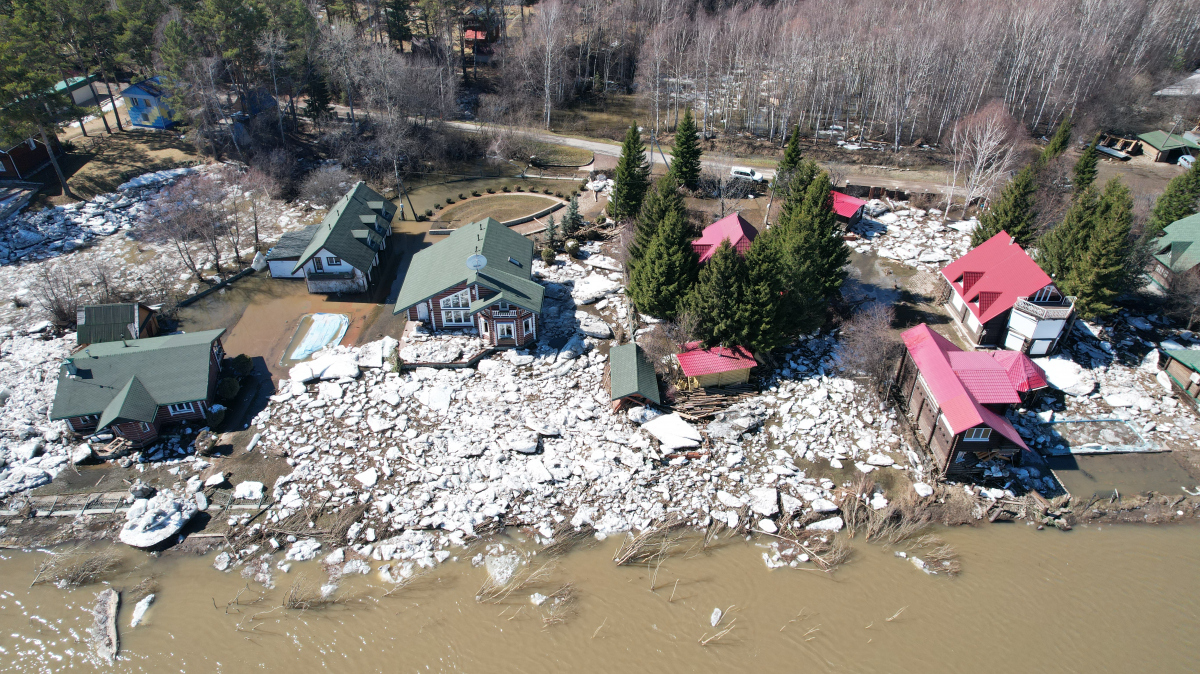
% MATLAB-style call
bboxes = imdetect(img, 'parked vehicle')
[1178,154,1195,169]
[730,166,765,183]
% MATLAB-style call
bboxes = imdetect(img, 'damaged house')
[282,182,394,293]
[394,217,543,348]
[940,231,1076,355]
[76,303,160,346]
[896,324,1048,479]
[50,330,226,447]
[1147,212,1200,288]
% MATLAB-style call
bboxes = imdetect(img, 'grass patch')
[435,193,559,224]
[528,141,593,167]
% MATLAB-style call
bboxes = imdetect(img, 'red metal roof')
[691,213,757,262]
[940,231,1054,324]
[900,324,1028,449]
[990,350,1050,393]
[675,341,757,377]
[832,191,866,219]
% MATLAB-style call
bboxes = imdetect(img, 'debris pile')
[848,200,975,272]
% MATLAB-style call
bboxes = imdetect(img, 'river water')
[1,522,1196,673]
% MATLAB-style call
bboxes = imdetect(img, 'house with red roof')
[674,342,756,388]
[831,191,866,226]
[896,324,1048,479]
[940,231,1076,355]
[691,213,757,263]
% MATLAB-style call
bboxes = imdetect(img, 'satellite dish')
[466,254,488,271]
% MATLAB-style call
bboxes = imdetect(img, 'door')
[497,322,514,340]
[416,303,429,321]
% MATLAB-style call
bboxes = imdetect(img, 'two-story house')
[50,330,226,447]
[394,217,543,348]
[123,77,176,129]
[940,231,1076,356]
[283,182,394,293]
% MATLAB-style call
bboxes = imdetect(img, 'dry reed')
[281,574,336,611]
[32,546,121,588]
[476,561,555,603]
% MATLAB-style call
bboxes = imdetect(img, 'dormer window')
[508,256,521,267]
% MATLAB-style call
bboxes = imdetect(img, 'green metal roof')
[266,225,319,261]
[50,329,225,427]
[1138,130,1200,152]
[394,217,544,315]
[1164,348,1200,373]
[609,342,661,404]
[76,303,145,345]
[1152,212,1200,273]
[54,75,96,94]
[293,182,394,274]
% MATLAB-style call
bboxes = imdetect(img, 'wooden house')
[691,213,757,262]
[50,330,226,447]
[394,217,543,348]
[674,342,756,389]
[608,342,661,411]
[832,191,866,227]
[940,231,1076,356]
[123,77,176,129]
[1137,130,1199,163]
[76,303,160,346]
[0,135,58,180]
[896,324,1048,479]
[1148,212,1200,288]
[1161,349,1200,402]
[289,182,393,293]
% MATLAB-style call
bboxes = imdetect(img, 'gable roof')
[692,212,757,262]
[990,350,1050,393]
[50,329,225,426]
[609,342,661,404]
[1164,348,1200,373]
[1153,212,1200,273]
[832,191,866,219]
[1138,130,1200,152]
[901,324,1029,448]
[266,225,320,261]
[294,182,393,274]
[940,231,1054,323]
[76,303,151,345]
[124,77,167,100]
[394,217,544,315]
[674,342,756,377]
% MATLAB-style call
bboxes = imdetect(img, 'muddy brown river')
[1,522,1196,672]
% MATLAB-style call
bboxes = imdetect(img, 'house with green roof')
[1162,349,1200,402]
[76,303,160,346]
[608,342,661,410]
[282,182,394,293]
[50,329,226,447]
[1148,212,1200,288]
[1138,130,1200,163]
[394,217,544,347]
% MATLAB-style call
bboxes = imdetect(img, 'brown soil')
[29,131,200,208]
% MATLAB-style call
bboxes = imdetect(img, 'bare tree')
[700,165,753,219]
[838,302,903,401]
[943,101,1022,218]
[300,165,355,206]
[1164,269,1200,331]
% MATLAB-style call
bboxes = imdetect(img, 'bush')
[502,185,511,192]
[415,214,427,222]
[459,193,466,200]
[555,191,563,198]
[203,408,226,431]
[230,354,253,377]
[299,165,355,206]
[472,190,480,197]
[579,182,587,192]
[424,209,433,217]
[541,246,557,264]
[446,197,455,204]
[516,186,524,192]
[217,377,241,402]
[434,203,443,210]
[564,239,580,258]
[544,188,553,195]
[487,187,496,194]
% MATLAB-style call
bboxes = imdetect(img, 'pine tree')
[1146,159,1200,235]
[386,0,413,49]
[1073,134,1100,193]
[627,210,699,319]
[630,173,684,263]
[669,108,702,190]
[768,170,847,336]
[1063,179,1133,318]
[1038,185,1099,284]
[971,165,1039,247]
[609,124,651,220]
[684,241,748,348]
[1041,117,1072,164]
[304,72,333,125]
[159,19,195,78]
[561,196,583,238]
[793,171,850,300]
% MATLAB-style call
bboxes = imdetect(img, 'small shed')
[265,225,320,279]
[1162,349,1200,401]
[831,191,866,226]
[674,342,756,388]
[1137,130,1200,163]
[54,75,99,106]
[0,136,58,180]
[691,213,757,262]
[76,303,160,345]
[608,342,661,410]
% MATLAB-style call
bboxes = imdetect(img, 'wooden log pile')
[672,384,757,419]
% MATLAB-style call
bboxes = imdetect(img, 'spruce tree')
[609,124,651,220]
[1073,134,1100,193]
[971,165,1039,247]
[1038,185,1099,284]
[304,72,333,125]
[669,108,702,190]
[561,196,583,238]
[777,124,804,176]
[386,0,412,49]
[545,214,558,244]
[627,210,698,319]
[1146,159,1200,235]
[793,171,850,300]
[1063,179,1133,318]
[740,229,790,353]
[684,241,748,348]
[1041,117,1072,165]
[776,158,820,226]
[631,173,685,263]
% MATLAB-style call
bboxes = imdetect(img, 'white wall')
[1032,318,1066,340]
[1007,310,1037,338]
[268,260,305,279]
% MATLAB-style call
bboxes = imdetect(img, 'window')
[441,289,470,309]
[508,256,521,267]
[442,309,470,325]
[523,316,535,337]
[168,402,194,416]
[139,422,152,433]
[441,289,471,324]
[327,256,340,266]
[496,322,515,339]
[1032,286,1055,302]
[496,300,510,311]
[141,113,150,123]
[313,257,323,272]
[964,427,992,442]
[479,318,489,334]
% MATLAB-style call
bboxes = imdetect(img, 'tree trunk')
[36,117,77,201]
[98,67,124,132]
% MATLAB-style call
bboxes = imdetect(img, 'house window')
[313,257,323,272]
[523,316,535,337]
[964,427,992,442]
[1032,286,1054,302]
[480,317,489,335]
[327,256,340,266]
[496,300,510,311]
[497,322,515,339]
[139,422,151,433]
[168,402,194,416]
[441,289,471,325]
[141,113,150,123]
